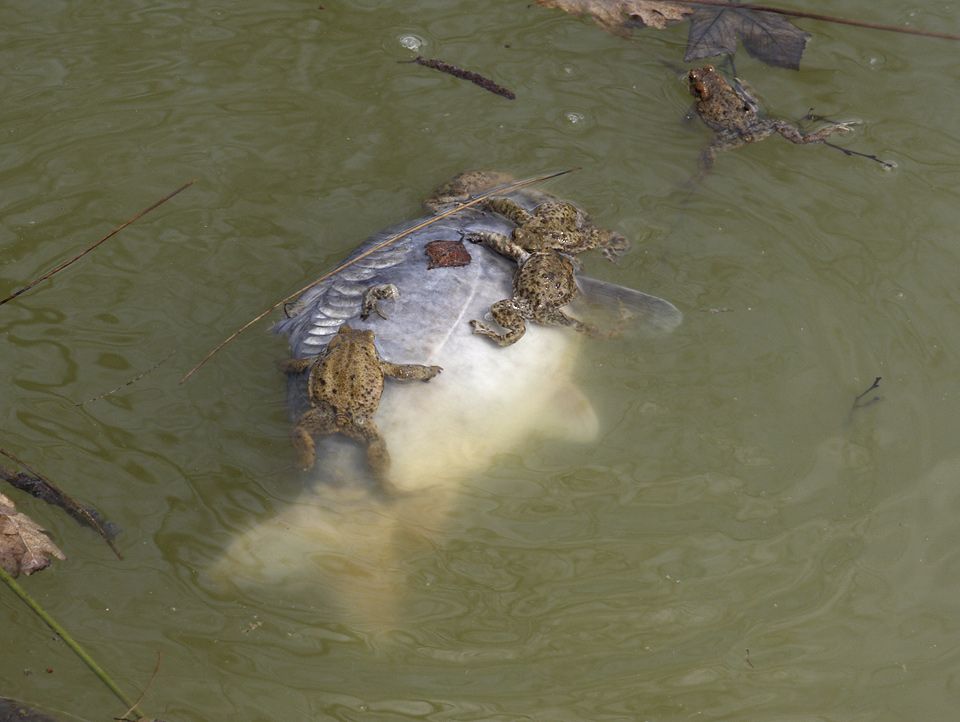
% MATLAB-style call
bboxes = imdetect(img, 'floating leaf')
[425,240,472,269]
[539,0,809,69]
[684,9,809,69]
[537,0,694,35]
[0,492,65,577]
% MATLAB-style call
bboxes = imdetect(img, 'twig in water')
[180,167,580,383]
[0,448,123,560]
[0,179,197,308]
[75,347,179,407]
[401,56,516,100]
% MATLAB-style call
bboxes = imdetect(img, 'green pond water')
[3,1,960,720]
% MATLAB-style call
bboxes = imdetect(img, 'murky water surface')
[3,1,960,720]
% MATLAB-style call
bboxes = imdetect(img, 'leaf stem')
[0,565,147,719]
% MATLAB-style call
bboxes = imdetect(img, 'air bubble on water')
[864,52,886,71]
[399,35,423,51]
[566,112,585,125]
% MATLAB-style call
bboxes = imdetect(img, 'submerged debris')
[538,0,806,68]
[0,697,64,722]
[851,376,882,411]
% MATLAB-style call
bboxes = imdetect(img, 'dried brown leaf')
[538,0,694,35]
[0,492,65,577]
[425,240,472,269]
[684,8,809,70]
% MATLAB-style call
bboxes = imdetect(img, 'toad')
[277,324,441,495]
[420,169,559,214]
[482,197,630,262]
[686,65,858,177]
[465,198,627,346]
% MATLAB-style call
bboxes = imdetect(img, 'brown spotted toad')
[278,324,441,495]
[686,65,858,177]
[482,197,629,262]
[465,199,627,346]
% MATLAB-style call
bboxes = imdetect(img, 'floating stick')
[401,56,516,99]
[1,179,197,307]
[75,347,179,407]
[0,447,123,560]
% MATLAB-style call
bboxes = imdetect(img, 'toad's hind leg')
[594,228,631,262]
[291,407,337,470]
[471,299,527,346]
[774,119,858,144]
[483,197,533,226]
[343,419,400,497]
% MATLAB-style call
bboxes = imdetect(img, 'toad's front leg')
[381,361,442,381]
[593,228,632,262]
[464,231,529,264]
